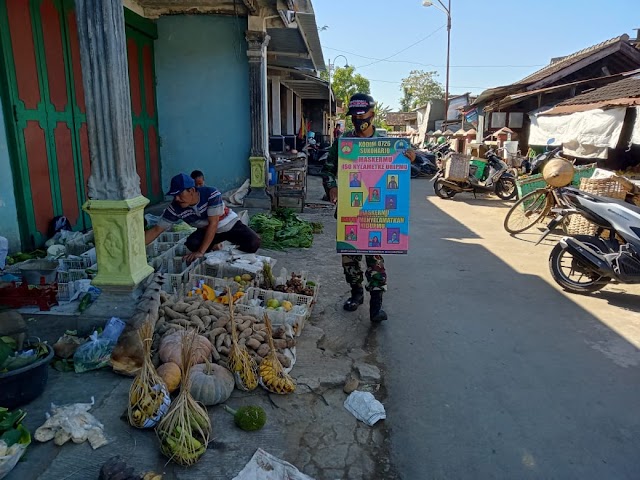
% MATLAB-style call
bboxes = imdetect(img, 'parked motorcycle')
[433,149,518,200]
[305,142,330,176]
[411,150,438,178]
[548,186,640,293]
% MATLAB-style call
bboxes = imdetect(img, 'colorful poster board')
[336,137,410,254]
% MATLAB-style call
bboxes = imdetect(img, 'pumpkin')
[190,362,235,406]
[159,332,213,367]
[157,362,181,393]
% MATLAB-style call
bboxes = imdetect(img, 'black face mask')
[353,116,373,133]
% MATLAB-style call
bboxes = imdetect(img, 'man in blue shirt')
[145,173,261,263]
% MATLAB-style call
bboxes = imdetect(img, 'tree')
[399,70,444,111]
[322,65,371,116]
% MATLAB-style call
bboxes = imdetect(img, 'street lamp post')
[328,55,348,145]
[422,0,451,129]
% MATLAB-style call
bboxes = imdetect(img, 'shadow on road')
[382,180,640,480]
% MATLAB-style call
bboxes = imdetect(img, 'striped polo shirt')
[158,186,238,233]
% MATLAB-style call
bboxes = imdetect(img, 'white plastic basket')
[56,282,76,302]
[235,287,313,336]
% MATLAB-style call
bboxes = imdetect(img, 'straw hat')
[543,158,574,187]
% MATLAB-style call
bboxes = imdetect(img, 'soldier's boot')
[369,291,388,323]
[343,286,364,312]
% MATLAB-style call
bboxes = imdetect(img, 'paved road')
[381,180,640,480]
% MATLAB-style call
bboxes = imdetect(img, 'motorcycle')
[432,148,518,200]
[411,150,438,178]
[548,186,640,293]
[305,142,330,176]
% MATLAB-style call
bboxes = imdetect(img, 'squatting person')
[145,173,261,262]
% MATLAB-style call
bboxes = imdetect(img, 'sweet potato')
[245,338,261,350]
[239,327,253,339]
[164,306,187,320]
[277,353,292,368]
[256,343,270,357]
[239,319,252,331]
[185,300,203,312]
[172,302,190,313]
[190,315,205,331]
[219,346,230,356]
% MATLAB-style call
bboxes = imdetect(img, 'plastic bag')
[34,397,109,449]
[101,317,125,344]
[0,237,7,270]
[232,448,314,480]
[343,391,386,426]
[0,441,27,480]
[73,332,113,373]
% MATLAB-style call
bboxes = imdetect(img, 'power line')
[368,78,491,89]
[355,25,447,69]
[323,45,545,69]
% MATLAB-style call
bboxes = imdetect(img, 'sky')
[313,0,638,111]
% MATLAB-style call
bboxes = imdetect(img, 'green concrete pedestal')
[83,196,153,287]
[243,156,272,209]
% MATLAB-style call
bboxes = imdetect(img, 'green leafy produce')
[249,208,317,250]
[222,405,266,431]
[0,407,31,447]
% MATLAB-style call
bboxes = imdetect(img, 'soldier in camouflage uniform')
[323,93,388,323]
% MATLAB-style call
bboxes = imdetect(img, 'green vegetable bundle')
[249,208,316,250]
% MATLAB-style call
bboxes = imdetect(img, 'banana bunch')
[129,386,166,428]
[228,345,259,391]
[259,313,296,394]
[259,353,296,394]
[161,425,206,465]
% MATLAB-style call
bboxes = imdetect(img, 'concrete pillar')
[243,29,271,209]
[270,76,281,136]
[295,94,302,137]
[285,88,294,135]
[74,0,152,287]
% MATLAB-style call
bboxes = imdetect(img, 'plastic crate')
[235,287,313,336]
[469,158,487,180]
[56,282,76,302]
[187,274,243,297]
[190,262,260,287]
[158,231,190,243]
[160,261,201,294]
[516,173,546,198]
[571,163,597,186]
[58,269,88,282]
[146,241,175,258]
[61,256,92,270]
[274,270,320,304]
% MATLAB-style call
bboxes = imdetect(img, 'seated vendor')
[145,173,261,262]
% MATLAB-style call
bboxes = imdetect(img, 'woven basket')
[444,153,470,182]
[566,177,632,236]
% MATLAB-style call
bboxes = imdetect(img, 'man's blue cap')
[167,173,195,195]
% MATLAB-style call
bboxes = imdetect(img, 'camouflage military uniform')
[323,130,387,292]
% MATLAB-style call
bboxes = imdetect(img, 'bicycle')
[503,183,575,235]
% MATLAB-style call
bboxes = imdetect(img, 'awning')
[529,108,626,159]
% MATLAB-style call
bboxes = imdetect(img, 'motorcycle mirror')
[547,138,555,145]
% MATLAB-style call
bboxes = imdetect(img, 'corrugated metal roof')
[296,13,325,71]
[516,35,628,86]
[386,112,418,125]
[556,72,640,106]
[281,79,329,100]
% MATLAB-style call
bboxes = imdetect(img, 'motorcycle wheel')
[434,179,457,199]
[495,177,518,200]
[503,189,551,234]
[548,235,611,294]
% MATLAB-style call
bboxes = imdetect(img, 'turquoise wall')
[155,16,251,194]
[0,102,21,251]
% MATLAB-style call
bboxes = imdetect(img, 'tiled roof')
[556,73,640,106]
[386,112,417,125]
[516,35,629,86]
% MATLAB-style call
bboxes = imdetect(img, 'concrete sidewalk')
[7,176,396,480]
